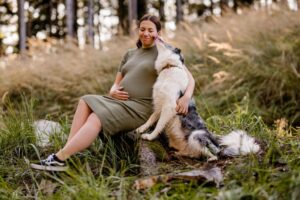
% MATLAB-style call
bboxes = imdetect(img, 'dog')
[136,37,260,161]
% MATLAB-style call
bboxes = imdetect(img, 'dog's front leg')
[136,112,159,134]
[203,148,218,162]
[142,106,176,141]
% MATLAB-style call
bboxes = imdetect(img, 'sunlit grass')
[174,9,300,127]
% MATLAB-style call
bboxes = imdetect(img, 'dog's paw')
[207,156,218,162]
[174,151,189,158]
[141,133,155,141]
[135,128,142,134]
[135,126,146,134]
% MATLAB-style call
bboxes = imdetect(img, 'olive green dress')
[81,45,158,135]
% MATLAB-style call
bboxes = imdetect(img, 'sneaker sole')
[30,163,68,172]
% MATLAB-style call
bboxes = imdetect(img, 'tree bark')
[66,0,75,39]
[128,0,137,35]
[73,0,78,37]
[94,1,103,50]
[233,0,238,13]
[138,140,159,176]
[48,1,53,37]
[176,0,184,23]
[220,0,229,16]
[17,0,26,53]
[26,12,32,38]
[117,0,129,35]
[158,0,166,22]
[87,0,94,46]
[137,0,147,20]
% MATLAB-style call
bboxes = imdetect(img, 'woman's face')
[138,20,159,48]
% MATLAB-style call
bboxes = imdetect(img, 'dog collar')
[162,64,178,71]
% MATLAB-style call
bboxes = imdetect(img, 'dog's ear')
[174,48,181,54]
[173,48,184,63]
[180,56,185,64]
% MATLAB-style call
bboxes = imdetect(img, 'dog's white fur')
[136,38,260,160]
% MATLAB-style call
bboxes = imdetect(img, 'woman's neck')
[142,43,155,49]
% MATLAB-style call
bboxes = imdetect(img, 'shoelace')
[44,154,55,164]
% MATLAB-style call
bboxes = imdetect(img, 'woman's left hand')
[176,95,190,115]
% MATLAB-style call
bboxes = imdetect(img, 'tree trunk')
[122,131,170,176]
[87,0,94,46]
[17,0,26,53]
[48,1,53,37]
[137,0,147,20]
[138,140,159,176]
[73,0,78,37]
[210,0,214,15]
[220,0,229,16]
[158,0,166,22]
[66,0,75,39]
[175,0,184,23]
[0,36,3,56]
[128,0,137,35]
[117,0,129,35]
[26,12,32,38]
[94,0,102,50]
[233,0,238,13]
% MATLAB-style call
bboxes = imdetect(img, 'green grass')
[0,9,300,200]
[1,89,299,199]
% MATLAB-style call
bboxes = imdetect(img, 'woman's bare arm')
[176,65,195,115]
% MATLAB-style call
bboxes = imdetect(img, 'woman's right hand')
[109,85,129,100]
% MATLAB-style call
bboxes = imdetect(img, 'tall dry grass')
[0,37,135,117]
[172,9,300,126]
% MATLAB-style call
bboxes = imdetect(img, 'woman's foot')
[30,153,68,172]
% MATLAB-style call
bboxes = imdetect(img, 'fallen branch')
[133,167,223,190]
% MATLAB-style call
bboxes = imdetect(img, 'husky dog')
[136,37,260,161]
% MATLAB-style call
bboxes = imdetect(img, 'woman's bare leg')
[56,113,102,161]
[66,99,92,144]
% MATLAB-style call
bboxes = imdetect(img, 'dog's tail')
[219,130,260,157]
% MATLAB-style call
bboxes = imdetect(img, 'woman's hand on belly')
[109,86,130,100]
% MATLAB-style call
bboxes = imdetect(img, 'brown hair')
[136,14,162,48]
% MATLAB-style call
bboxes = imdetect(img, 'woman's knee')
[78,99,90,110]
[87,113,102,129]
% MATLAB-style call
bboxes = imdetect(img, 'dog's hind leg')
[141,105,176,141]
[135,112,160,134]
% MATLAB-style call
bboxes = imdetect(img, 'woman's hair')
[136,14,161,48]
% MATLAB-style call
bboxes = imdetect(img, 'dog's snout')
[156,38,165,47]
[157,37,164,43]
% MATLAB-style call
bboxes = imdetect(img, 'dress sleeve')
[118,51,130,73]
